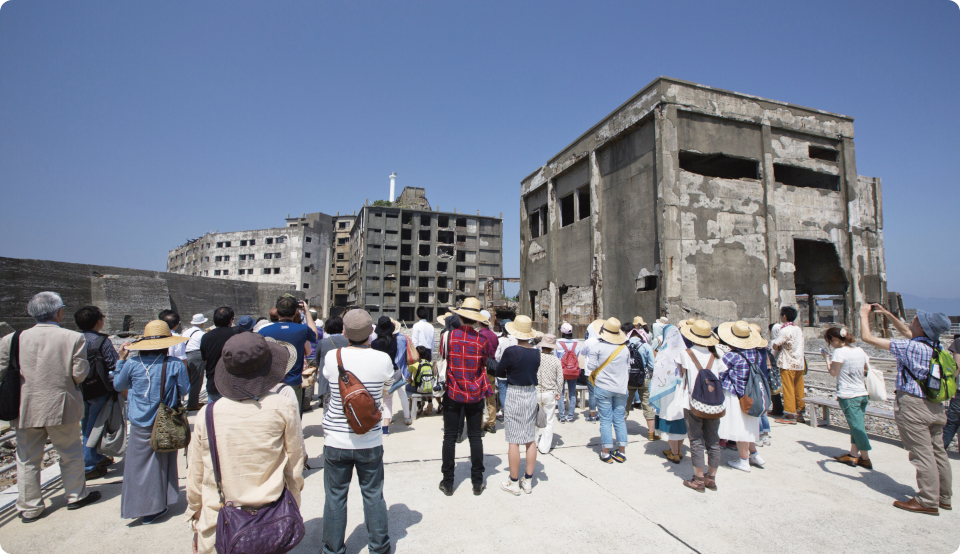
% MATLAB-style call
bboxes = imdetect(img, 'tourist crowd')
[0,290,956,553]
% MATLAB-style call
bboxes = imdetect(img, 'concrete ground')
[2,403,959,554]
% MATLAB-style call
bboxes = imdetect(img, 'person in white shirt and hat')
[183,314,208,410]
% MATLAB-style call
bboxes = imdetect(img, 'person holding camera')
[258,297,318,413]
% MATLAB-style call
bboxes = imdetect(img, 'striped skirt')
[504,385,537,444]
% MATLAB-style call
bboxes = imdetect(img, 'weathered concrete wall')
[0,257,301,333]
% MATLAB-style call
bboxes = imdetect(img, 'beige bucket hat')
[449,297,490,323]
[680,319,719,347]
[597,317,627,345]
[539,333,558,350]
[505,315,537,340]
[718,320,762,349]
[125,320,189,351]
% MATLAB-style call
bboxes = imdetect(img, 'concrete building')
[330,213,357,314]
[520,77,885,336]
[348,187,504,323]
[167,216,333,313]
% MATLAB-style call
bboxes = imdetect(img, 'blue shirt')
[258,321,318,386]
[890,337,935,398]
[627,337,655,376]
[395,334,410,380]
[113,354,190,427]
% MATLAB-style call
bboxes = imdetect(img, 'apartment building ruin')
[520,77,885,335]
[331,213,357,312]
[348,186,504,322]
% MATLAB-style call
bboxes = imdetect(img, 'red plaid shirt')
[443,326,492,403]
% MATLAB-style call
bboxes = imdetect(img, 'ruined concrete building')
[331,214,357,310]
[520,77,885,336]
[348,187,504,322]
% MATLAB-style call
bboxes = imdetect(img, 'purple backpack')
[206,400,305,554]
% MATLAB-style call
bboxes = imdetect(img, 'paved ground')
[2,404,959,554]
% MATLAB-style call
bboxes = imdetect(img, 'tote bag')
[865,361,887,402]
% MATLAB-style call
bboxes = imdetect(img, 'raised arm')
[871,303,911,338]
[859,304,892,351]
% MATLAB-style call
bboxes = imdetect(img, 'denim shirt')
[113,353,190,427]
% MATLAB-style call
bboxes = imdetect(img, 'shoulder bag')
[588,344,626,386]
[206,400,305,554]
[335,349,382,434]
[150,357,191,452]
[864,360,887,402]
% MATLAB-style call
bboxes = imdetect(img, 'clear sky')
[1,1,957,300]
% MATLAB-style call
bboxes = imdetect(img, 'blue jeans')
[207,392,222,403]
[322,445,390,554]
[943,395,960,449]
[760,413,771,435]
[81,394,109,470]
[559,379,578,418]
[497,379,507,413]
[586,380,597,412]
[595,386,628,449]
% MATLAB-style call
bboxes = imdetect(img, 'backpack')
[685,349,725,419]
[559,342,580,381]
[81,335,114,401]
[626,340,647,388]
[412,360,435,395]
[905,341,958,403]
[0,331,23,421]
[335,348,382,435]
[736,351,772,417]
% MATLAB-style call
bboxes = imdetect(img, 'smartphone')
[820,347,829,357]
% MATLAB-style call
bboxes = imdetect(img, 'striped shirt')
[321,346,393,450]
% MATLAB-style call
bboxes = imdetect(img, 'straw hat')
[748,323,768,347]
[718,320,762,349]
[595,318,627,345]
[505,315,537,340]
[678,318,695,331]
[449,297,490,323]
[539,333,559,350]
[126,320,190,351]
[633,316,646,326]
[214,334,296,401]
[680,319,719,347]
[437,311,451,325]
[589,319,605,337]
[390,318,402,335]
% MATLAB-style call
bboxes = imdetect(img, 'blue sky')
[1,1,958,301]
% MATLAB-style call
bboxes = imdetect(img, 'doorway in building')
[792,238,849,325]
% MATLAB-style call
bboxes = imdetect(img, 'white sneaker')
[727,458,751,472]
[749,453,765,467]
[500,480,521,496]
[762,435,772,447]
[519,476,533,494]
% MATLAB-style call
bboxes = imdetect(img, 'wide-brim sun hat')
[437,312,451,325]
[718,320,762,349]
[633,316,646,326]
[449,297,490,323]
[505,315,538,340]
[748,323,768,347]
[539,333,558,350]
[215,333,296,401]
[597,317,627,345]
[126,320,190,350]
[390,318,402,335]
[589,319,605,337]
[680,319,719,347]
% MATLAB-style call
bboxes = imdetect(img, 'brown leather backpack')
[336,348,382,434]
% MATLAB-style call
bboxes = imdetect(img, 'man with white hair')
[0,292,102,522]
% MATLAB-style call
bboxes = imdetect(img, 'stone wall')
[0,257,302,333]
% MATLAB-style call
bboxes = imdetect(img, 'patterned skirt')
[504,385,537,444]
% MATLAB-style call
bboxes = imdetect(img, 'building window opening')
[793,238,849,325]
[273,268,281,274]
[418,277,429,287]
[529,291,538,317]
[399,307,415,321]
[419,292,431,303]
[774,163,841,192]
[437,262,448,272]
[559,193,575,227]
[438,215,449,228]
[401,244,412,256]
[400,260,411,272]
[401,229,412,240]
[419,261,430,271]
[419,244,430,256]
[457,251,466,262]
[306,236,312,243]
[437,230,454,244]
[808,145,839,162]
[437,276,448,288]
[636,275,658,291]
[266,238,274,245]
[337,252,345,260]
[400,276,411,287]
[679,151,759,180]
[302,283,309,289]
[578,186,590,220]
[419,229,431,241]
[401,213,412,225]
[437,292,450,304]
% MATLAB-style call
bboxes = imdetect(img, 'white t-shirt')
[412,320,435,351]
[831,346,869,399]
[674,345,728,412]
[321,347,393,450]
[183,326,204,353]
[496,335,518,363]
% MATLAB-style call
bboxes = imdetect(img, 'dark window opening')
[401,213,412,225]
[457,280,467,292]
[401,244,412,256]
[559,193,575,227]
[774,164,841,192]
[456,265,465,273]
[437,292,450,304]
[793,238,849,325]
[419,230,431,241]
[438,245,454,258]
[399,307,415,321]
[438,215,449,227]
[420,215,432,226]
[529,291,538,317]
[419,292,430,303]
[808,145,839,162]
[386,213,398,219]
[437,230,454,244]
[457,251,466,262]
[636,276,658,291]
[302,283,309,289]
[401,229,412,240]
[529,209,541,239]
[578,186,590,220]
[437,277,448,288]
[305,236,312,243]
[679,151,759,180]
[384,245,397,251]
[337,253,345,260]
[419,244,430,256]
[437,262,448,272]
[418,277,430,287]
[400,276,411,287]
[419,261,430,271]
[456,217,467,227]
[400,260,411,272]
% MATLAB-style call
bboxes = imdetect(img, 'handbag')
[535,396,547,428]
[405,337,419,366]
[433,332,451,397]
[150,357,191,452]
[865,361,887,402]
[206,401,305,554]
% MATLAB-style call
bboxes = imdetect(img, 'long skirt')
[718,390,761,443]
[504,385,537,444]
[121,423,179,519]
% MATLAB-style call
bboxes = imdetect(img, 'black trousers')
[441,396,485,486]
[185,350,205,409]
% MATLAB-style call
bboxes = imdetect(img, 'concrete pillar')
[840,136,861,333]
[760,124,780,328]
[588,151,604,319]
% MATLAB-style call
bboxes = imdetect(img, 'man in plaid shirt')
[439,298,493,497]
[861,302,952,515]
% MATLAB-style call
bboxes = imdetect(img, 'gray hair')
[27,291,64,322]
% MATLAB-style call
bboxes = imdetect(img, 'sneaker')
[761,435,772,447]
[142,507,169,525]
[519,476,533,494]
[611,451,626,463]
[500,480,522,496]
[496,411,504,422]
[559,416,566,424]
[727,458,751,472]
[749,453,765,467]
[599,453,614,464]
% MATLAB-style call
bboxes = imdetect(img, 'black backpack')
[81,335,115,401]
[627,340,647,387]
[0,331,23,421]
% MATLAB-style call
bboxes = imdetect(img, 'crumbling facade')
[520,77,885,336]
[348,187,504,323]
[331,214,357,313]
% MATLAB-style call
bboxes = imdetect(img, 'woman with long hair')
[821,326,872,469]
[371,316,411,431]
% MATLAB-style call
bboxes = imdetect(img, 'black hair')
[324,316,344,335]
[768,323,775,332]
[492,320,503,333]
[416,345,431,361]
[780,306,799,322]
[348,338,367,346]
[372,316,399,369]
[214,306,234,327]
[158,309,180,330]
[417,306,430,320]
[276,296,298,318]
[620,322,634,334]
[140,348,168,356]
[74,306,103,331]
[256,317,266,322]
[561,332,573,339]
